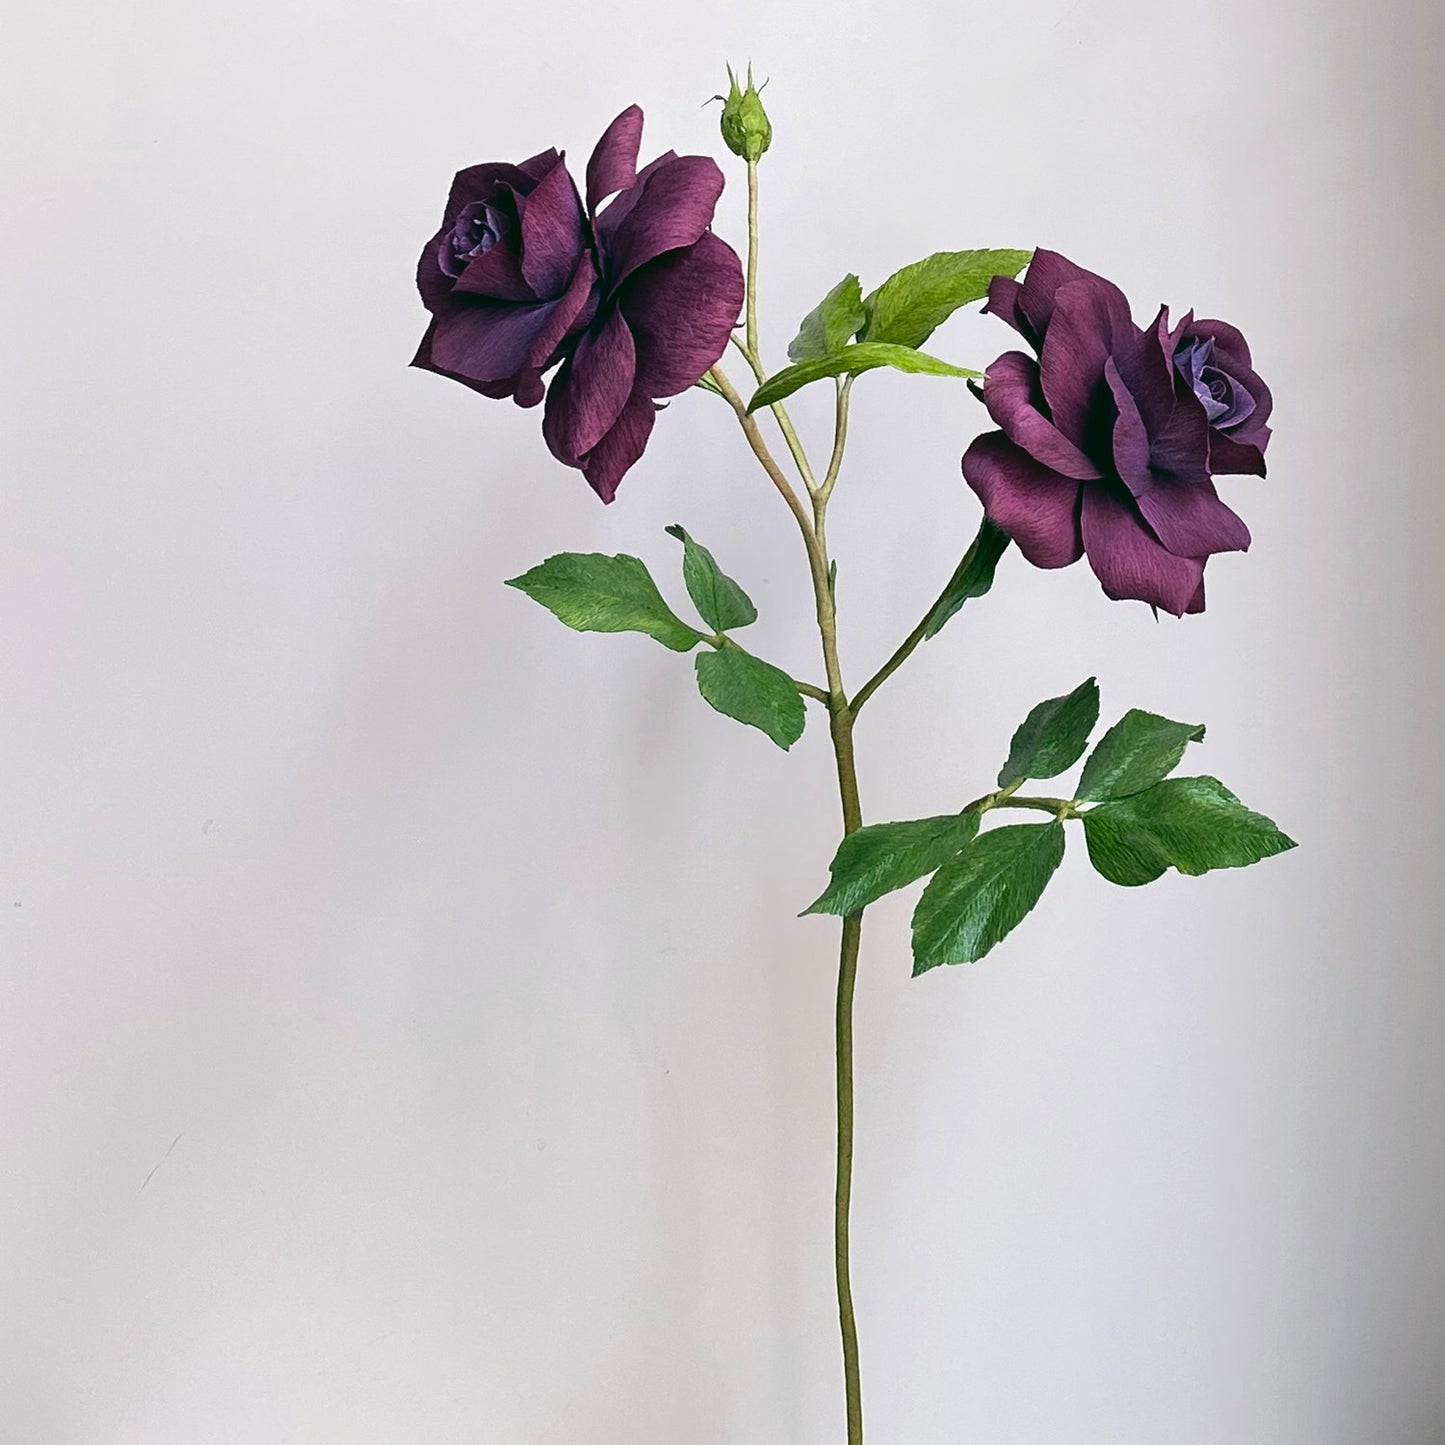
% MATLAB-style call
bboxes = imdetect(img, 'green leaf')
[664,525,758,633]
[997,678,1100,788]
[747,343,979,412]
[787,274,868,362]
[1075,709,1206,802]
[802,811,981,917]
[860,248,1033,349]
[1082,776,1297,888]
[695,646,806,750]
[505,553,704,652]
[911,821,1066,971]
[924,517,1011,640]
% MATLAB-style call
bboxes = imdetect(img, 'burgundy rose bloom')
[413,148,597,409]
[963,250,1270,615]
[541,108,745,502]
[413,107,744,504]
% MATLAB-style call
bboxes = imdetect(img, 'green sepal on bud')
[715,64,772,163]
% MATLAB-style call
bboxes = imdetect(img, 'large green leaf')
[787,274,867,362]
[1082,776,1296,888]
[802,811,980,918]
[1075,709,1206,802]
[747,343,979,412]
[860,248,1033,349]
[505,553,704,653]
[695,646,806,750]
[924,517,1011,640]
[997,678,1100,788]
[911,821,1066,971]
[664,525,757,633]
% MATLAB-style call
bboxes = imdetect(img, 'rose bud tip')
[716,62,772,163]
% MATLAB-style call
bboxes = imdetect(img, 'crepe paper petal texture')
[964,249,1272,614]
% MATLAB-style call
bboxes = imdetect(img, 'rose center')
[440,200,506,279]
[1173,335,1255,431]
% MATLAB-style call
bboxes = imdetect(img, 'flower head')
[541,107,745,502]
[963,250,1271,615]
[413,108,744,502]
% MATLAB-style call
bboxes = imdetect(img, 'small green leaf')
[1082,776,1296,888]
[997,678,1100,788]
[803,812,981,917]
[860,248,1033,349]
[912,821,1066,971]
[747,343,979,412]
[506,553,704,652]
[665,525,758,633]
[924,517,1011,640]
[1075,709,1206,802]
[788,275,868,362]
[695,646,806,749]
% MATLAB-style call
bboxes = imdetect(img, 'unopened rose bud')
[717,64,771,163]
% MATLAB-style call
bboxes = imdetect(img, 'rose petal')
[1189,316,1252,369]
[1112,309,1209,482]
[962,432,1083,569]
[542,305,637,462]
[580,388,657,503]
[985,351,1102,480]
[439,155,551,232]
[1104,356,1151,492]
[981,276,1035,346]
[1208,430,1268,477]
[451,240,536,303]
[1080,484,1206,616]
[430,297,566,384]
[514,367,546,408]
[586,106,644,215]
[1134,478,1251,557]
[1112,307,1178,438]
[412,317,531,402]
[523,252,598,370]
[603,155,724,286]
[1038,280,1135,454]
[416,229,454,313]
[622,233,744,397]
[518,160,586,298]
[1019,250,1133,340]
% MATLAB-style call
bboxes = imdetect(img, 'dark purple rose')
[962,250,1271,615]
[413,108,744,504]
[413,148,597,410]
[540,108,744,502]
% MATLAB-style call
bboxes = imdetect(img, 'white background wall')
[3,1,1442,1441]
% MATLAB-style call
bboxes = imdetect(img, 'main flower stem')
[706,362,866,1445]
[719,158,867,1445]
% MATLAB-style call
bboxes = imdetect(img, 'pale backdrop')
[3,0,1442,1441]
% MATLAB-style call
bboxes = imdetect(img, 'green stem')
[725,162,866,1445]
[736,167,818,494]
[819,379,853,503]
[745,161,760,360]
